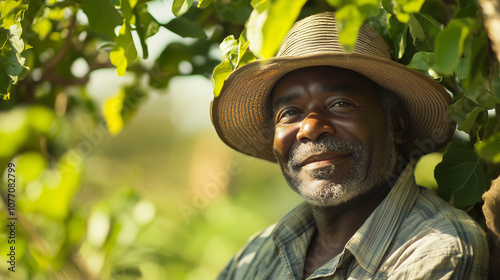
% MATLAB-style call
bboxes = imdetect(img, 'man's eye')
[277,109,300,122]
[332,101,353,107]
[283,109,299,117]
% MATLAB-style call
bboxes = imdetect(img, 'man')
[211,12,489,279]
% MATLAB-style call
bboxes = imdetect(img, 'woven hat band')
[277,13,391,60]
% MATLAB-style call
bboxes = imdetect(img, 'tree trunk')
[482,177,500,279]
[478,0,500,64]
[478,0,500,277]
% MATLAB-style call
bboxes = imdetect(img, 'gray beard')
[275,132,397,207]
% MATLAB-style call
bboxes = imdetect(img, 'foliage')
[0,0,499,278]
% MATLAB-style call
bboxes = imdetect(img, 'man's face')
[271,66,400,207]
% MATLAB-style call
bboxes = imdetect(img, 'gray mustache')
[287,137,364,170]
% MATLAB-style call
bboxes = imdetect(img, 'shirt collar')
[345,161,420,274]
[270,162,420,276]
[272,201,315,247]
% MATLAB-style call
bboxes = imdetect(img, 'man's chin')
[294,182,347,207]
[304,165,335,180]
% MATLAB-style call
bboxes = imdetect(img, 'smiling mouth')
[300,152,350,167]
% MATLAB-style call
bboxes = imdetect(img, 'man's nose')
[296,113,335,142]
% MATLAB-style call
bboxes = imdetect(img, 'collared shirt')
[217,163,490,279]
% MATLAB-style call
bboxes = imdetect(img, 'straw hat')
[211,12,455,162]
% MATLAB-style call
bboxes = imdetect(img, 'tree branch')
[40,14,77,73]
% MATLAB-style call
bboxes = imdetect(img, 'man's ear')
[391,108,408,144]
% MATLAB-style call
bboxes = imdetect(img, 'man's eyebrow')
[272,92,302,110]
[272,85,356,109]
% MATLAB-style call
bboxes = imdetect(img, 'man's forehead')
[270,67,378,107]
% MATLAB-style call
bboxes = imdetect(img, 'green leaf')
[462,75,497,109]
[447,97,477,124]
[0,0,21,21]
[382,0,393,14]
[335,5,366,52]
[389,0,426,23]
[408,14,424,43]
[102,86,147,135]
[468,31,489,80]
[388,14,408,58]
[172,0,194,17]
[164,17,206,39]
[457,107,486,133]
[197,0,212,8]
[435,18,478,74]
[435,142,487,208]
[399,0,426,13]
[0,24,29,98]
[81,0,122,40]
[134,3,160,59]
[407,51,439,79]
[110,22,138,76]
[212,60,232,97]
[476,132,500,163]
[494,66,500,103]
[0,66,10,99]
[246,0,307,59]
[326,0,379,51]
[103,89,126,135]
[212,31,256,96]
[408,13,440,52]
[219,35,239,63]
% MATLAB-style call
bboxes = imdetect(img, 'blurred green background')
[0,0,471,279]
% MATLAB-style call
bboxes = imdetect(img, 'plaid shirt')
[218,163,489,279]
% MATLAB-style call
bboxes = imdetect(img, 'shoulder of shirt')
[217,224,279,280]
[236,223,277,257]
[409,186,488,250]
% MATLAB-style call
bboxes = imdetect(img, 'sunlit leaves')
[0,0,22,21]
[383,0,426,23]
[212,32,256,96]
[212,60,232,97]
[0,9,29,99]
[110,22,137,76]
[434,18,479,74]
[435,142,487,208]
[387,13,408,58]
[103,86,147,135]
[247,0,307,59]
[172,0,194,17]
[103,89,126,135]
[327,0,379,51]
[407,51,440,79]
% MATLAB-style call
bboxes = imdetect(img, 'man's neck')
[302,184,391,278]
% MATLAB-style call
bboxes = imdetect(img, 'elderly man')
[211,12,489,279]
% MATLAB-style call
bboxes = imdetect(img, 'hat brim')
[211,52,456,162]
